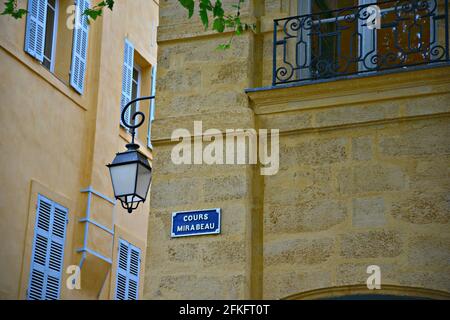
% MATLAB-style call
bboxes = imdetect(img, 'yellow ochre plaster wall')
[0,0,159,299]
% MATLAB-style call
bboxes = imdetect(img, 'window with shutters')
[69,0,90,94]
[120,39,155,150]
[24,0,90,94]
[42,0,58,72]
[115,239,141,300]
[120,39,135,129]
[28,194,68,300]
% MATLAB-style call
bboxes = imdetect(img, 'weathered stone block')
[263,269,333,299]
[340,231,402,258]
[264,200,347,234]
[151,177,203,208]
[379,119,450,157]
[156,91,248,119]
[158,68,201,93]
[155,274,246,299]
[338,164,407,194]
[352,196,386,228]
[207,61,249,86]
[389,192,450,224]
[280,137,348,167]
[167,243,200,263]
[264,237,335,265]
[203,175,249,202]
[410,158,450,192]
[408,235,450,268]
[352,136,373,161]
[336,262,397,286]
[201,240,246,267]
[152,108,255,141]
[397,271,450,293]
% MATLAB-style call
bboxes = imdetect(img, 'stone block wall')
[145,0,450,300]
[249,67,450,299]
[145,0,261,299]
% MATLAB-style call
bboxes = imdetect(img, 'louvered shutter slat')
[28,270,45,300]
[44,203,68,299]
[121,40,135,127]
[115,240,129,300]
[127,246,140,300]
[28,196,68,300]
[115,239,141,300]
[45,276,60,300]
[70,0,90,94]
[116,274,127,300]
[25,0,48,62]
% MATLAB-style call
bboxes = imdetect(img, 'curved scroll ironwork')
[273,0,449,85]
[121,95,155,146]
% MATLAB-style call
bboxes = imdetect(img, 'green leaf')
[212,17,225,33]
[217,43,231,50]
[1,0,27,19]
[199,0,213,29]
[178,0,195,18]
[212,0,224,18]
[174,0,250,49]
[105,0,115,10]
[84,8,103,21]
[12,8,26,19]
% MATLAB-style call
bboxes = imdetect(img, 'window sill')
[246,62,450,94]
[246,63,450,121]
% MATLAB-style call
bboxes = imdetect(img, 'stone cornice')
[246,64,450,115]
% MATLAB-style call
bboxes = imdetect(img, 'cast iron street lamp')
[107,96,154,213]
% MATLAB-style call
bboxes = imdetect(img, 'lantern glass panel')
[109,163,138,197]
[136,163,152,200]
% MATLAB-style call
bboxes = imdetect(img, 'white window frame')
[147,65,156,149]
[297,0,368,78]
[129,64,142,136]
[42,0,59,73]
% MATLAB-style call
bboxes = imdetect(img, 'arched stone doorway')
[283,285,450,300]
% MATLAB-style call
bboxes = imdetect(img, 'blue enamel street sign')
[171,208,221,238]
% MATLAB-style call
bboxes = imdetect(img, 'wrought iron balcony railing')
[273,0,449,85]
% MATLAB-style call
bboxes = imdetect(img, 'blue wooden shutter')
[70,0,90,94]
[28,195,68,300]
[24,0,48,61]
[147,65,157,148]
[115,240,128,300]
[127,245,141,300]
[121,39,135,127]
[115,239,141,300]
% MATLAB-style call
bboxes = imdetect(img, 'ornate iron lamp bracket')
[121,95,155,149]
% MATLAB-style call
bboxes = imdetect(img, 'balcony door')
[297,0,359,80]
[295,0,437,80]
